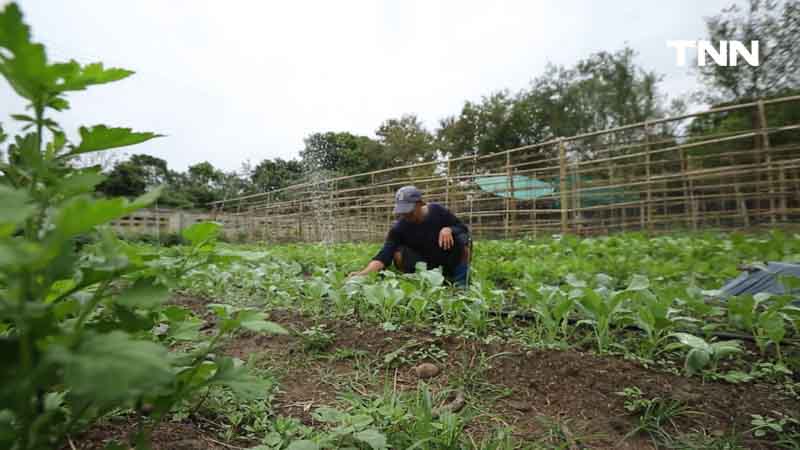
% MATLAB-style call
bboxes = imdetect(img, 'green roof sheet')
[474,175,555,200]
[475,174,638,206]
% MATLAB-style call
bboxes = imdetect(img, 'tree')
[300,131,383,176]
[527,48,666,138]
[178,161,226,206]
[696,0,800,103]
[249,158,303,193]
[437,90,545,159]
[96,153,184,204]
[96,159,148,197]
[687,0,800,161]
[129,154,171,187]
[375,114,436,165]
[436,47,672,160]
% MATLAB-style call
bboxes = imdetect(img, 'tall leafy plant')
[0,4,285,449]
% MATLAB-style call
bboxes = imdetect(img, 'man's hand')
[348,260,385,278]
[439,227,454,250]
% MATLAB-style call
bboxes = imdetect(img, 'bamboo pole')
[505,151,513,238]
[779,167,788,221]
[757,100,776,224]
[735,182,750,227]
[559,140,568,234]
[573,159,582,234]
[370,174,376,240]
[445,161,451,208]
[679,148,694,230]
[644,123,653,231]
[608,155,617,230]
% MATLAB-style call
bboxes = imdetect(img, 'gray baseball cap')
[393,186,422,214]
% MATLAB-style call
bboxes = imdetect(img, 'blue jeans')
[449,262,470,288]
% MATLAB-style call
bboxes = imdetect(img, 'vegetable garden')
[2,3,800,449]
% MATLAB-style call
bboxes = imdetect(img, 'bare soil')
[71,296,799,449]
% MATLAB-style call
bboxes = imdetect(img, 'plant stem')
[73,279,112,335]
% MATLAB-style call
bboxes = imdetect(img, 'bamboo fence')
[212,96,800,242]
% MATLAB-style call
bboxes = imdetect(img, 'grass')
[618,386,699,446]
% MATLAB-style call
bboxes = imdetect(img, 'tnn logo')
[667,40,760,67]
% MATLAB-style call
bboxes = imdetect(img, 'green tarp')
[474,175,554,200]
[474,174,637,207]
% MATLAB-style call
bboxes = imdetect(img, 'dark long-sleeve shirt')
[372,203,469,273]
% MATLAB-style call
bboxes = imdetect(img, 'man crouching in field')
[348,186,471,287]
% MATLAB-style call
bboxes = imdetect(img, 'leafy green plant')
[750,411,800,440]
[382,340,448,367]
[629,286,698,359]
[752,294,792,362]
[363,280,406,323]
[728,292,794,361]
[523,283,575,346]
[0,5,286,449]
[669,333,742,376]
[258,416,314,449]
[573,277,634,353]
[299,324,336,353]
[281,406,388,450]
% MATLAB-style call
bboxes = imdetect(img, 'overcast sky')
[1,0,740,172]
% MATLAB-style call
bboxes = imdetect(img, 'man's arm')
[348,228,400,277]
[433,204,469,250]
[439,204,469,236]
[348,260,385,277]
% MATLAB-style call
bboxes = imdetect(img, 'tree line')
[95,0,799,209]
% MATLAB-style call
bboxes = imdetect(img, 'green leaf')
[237,310,288,334]
[47,97,69,111]
[595,273,613,287]
[210,357,271,400]
[718,370,753,383]
[0,4,49,101]
[167,318,203,341]
[57,170,106,197]
[52,188,162,238]
[10,113,34,122]
[754,292,772,304]
[565,273,586,288]
[313,407,346,423]
[181,221,221,244]
[670,332,712,353]
[710,340,743,359]
[51,331,173,405]
[286,441,319,450]
[207,303,235,319]
[353,429,388,449]
[685,347,710,375]
[0,4,30,52]
[419,269,444,287]
[66,125,162,157]
[0,185,35,231]
[627,274,650,291]
[49,61,133,92]
[758,312,785,344]
[115,278,169,310]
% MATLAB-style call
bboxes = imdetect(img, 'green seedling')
[669,332,742,376]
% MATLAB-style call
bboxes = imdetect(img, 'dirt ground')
[71,296,800,449]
